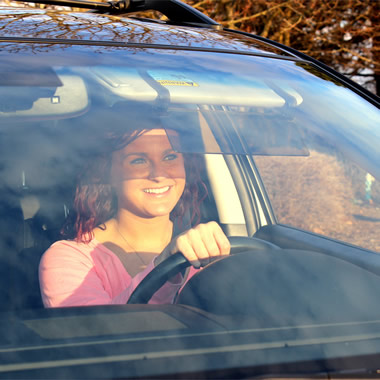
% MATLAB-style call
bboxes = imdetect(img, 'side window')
[254,145,380,253]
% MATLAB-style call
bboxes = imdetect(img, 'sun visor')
[164,108,309,156]
[87,100,308,157]
[89,67,303,107]
[0,69,89,120]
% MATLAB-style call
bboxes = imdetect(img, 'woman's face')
[111,129,186,219]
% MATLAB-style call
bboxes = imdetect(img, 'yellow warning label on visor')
[148,71,199,87]
[156,80,199,87]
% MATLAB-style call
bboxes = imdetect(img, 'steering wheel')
[127,236,279,304]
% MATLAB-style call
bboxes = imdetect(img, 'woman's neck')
[111,211,173,253]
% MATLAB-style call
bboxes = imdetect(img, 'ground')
[255,151,380,252]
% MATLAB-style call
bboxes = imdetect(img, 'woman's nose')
[148,162,167,179]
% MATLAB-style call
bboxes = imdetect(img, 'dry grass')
[255,151,380,252]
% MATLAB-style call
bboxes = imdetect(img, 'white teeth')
[144,186,170,194]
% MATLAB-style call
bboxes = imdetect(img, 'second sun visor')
[88,67,303,107]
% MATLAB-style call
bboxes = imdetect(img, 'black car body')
[0,1,380,378]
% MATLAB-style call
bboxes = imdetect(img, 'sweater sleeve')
[39,240,192,307]
[39,241,123,307]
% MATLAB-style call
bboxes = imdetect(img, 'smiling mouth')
[143,186,171,194]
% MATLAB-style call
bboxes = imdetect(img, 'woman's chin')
[141,206,175,219]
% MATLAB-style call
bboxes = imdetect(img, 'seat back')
[0,187,69,311]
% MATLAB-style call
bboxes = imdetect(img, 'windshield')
[1,42,380,378]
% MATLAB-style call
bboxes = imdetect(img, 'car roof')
[0,6,295,58]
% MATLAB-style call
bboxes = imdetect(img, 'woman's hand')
[156,221,230,268]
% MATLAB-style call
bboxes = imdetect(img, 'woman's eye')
[164,153,178,161]
[129,157,146,165]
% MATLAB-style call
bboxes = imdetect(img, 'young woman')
[39,108,230,307]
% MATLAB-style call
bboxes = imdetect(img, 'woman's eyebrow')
[122,152,148,159]
[122,148,178,159]
[163,148,177,154]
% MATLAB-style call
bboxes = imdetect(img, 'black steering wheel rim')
[127,236,279,304]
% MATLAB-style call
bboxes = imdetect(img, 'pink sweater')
[39,239,196,308]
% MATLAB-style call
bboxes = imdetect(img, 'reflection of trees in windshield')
[0,10,285,54]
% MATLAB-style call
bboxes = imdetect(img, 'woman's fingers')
[175,233,202,268]
[173,222,231,268]
[210,222,231,256]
